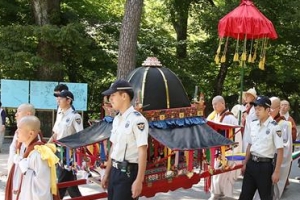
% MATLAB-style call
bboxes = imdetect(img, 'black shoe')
[295,176,300,180]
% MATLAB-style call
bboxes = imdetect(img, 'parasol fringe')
[215,38,223,64]
[241,52,247,61]
[233,53,239,61]
[258,37,268,70]
[248,54,252,63]
[221,37,229,63]
[259,60,264,70]
[259,38,265,63]
[252,40,258,63]
[239,60,244,67]
[241,35,247,61]
[248,38,254,63]
[234,34,240,62]
[221,55,226,63]
[215,54,220,64]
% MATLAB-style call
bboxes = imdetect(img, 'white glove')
[13,154,22,164]
[18,158,29,174]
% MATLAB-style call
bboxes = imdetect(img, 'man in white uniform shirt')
[239,96,283,200]
[50,90,83,198]
[101,79,148,200]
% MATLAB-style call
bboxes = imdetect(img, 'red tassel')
[204,163,211,193]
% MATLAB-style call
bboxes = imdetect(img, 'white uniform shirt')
[110,106,148,163]
[52,107,83,140]
[247,116,283,158]
[242,106,258,152]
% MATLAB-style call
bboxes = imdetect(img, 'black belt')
[112,160,138,171]
[251,154,272,163]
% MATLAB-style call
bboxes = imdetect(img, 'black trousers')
[108,167,138,200]
[57,166,82,198]
[239,160,273,200]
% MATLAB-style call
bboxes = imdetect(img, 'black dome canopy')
[127,57,191,111]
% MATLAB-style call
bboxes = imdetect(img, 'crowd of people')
[2,81,299,200]
[208,88,298,200]
[3,80,148,200]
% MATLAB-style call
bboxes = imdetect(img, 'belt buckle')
[112,161,118,169]
[253,155,259,162]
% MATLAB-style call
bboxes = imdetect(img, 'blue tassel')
[100,142,106,161]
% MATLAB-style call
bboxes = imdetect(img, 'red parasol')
[215,0,278,70]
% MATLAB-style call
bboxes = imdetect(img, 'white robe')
[274,120,292,199]
[209,113,241,199]
[18,150,53,200]
[243,106,257,152]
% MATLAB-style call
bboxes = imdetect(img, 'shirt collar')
[59,107,73,115]
[261,116,273,127]
[118,106,135,120]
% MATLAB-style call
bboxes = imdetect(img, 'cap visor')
[250,101,264,107]
[102,88,117,96]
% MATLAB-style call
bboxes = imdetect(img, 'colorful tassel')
[234,34,240,62]
[241,52,247,61]
[241,35,247,61]
[248,38,254,63]
[233,53,239,61]
[221,55,226,63]
[252,40,258,63]
[215,38,222,64]
[221,146,226,167]
[259,60,264,70]
[167,148,172,170]
[215,54,220,64]
[248,54,252,63]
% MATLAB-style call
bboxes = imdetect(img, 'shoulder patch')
[276,130,282,137]
[271,120,278,125]
[134,111,141,116]
[137,122,145,131]
[75,117,82,125]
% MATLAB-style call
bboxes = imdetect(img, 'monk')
[5,116,59,200]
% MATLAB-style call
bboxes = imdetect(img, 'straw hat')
[243,87,257,99]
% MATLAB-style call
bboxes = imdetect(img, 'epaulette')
[252,119,258,122]
[271,120,277,125]
[133,111,141,116]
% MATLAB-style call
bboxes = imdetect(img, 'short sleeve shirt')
[53,107,83,140]
[110,106,148,163]
[248,116,283,158]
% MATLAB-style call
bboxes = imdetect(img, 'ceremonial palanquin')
[57,57,241,199]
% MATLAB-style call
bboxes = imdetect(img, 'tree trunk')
[31,0,63,81]
[213,63,228,96]
[117,0,144,79]
[170,0,191,59]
